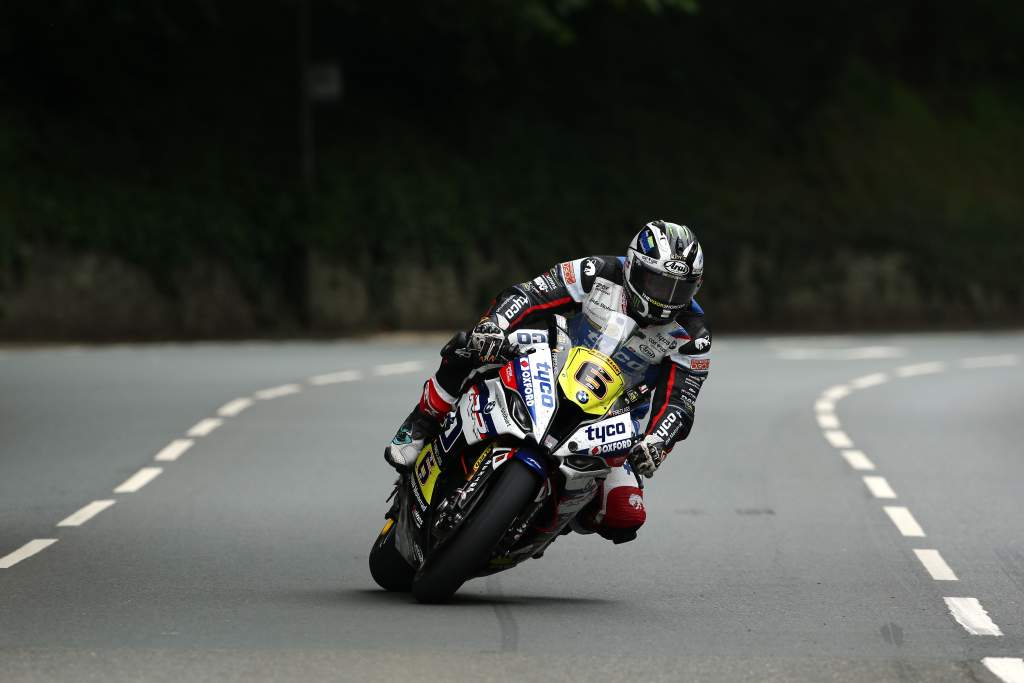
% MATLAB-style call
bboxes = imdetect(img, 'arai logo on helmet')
[663,260,690,276]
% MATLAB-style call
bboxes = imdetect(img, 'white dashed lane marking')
[113,467,163,494]
[914,549,958,581]
[0,539,58,569]
[309,369,363,386]
[56,500,116,527]
[862,475,896,499]
[813,351,1022,663]
[154,438,194,462]
[1,360,430,574]
[254,383,302,400]
[217,397,253,417]
[823,385,851,401]
[961,354,1020,369]
[373,361,424,376]
[850,372,888,389]
[814,399,834,414]
[186,418,222,437]
[983,657,1024,683]
[816,413,840,429]
[824,430,853,448]
[776,346,905,360]
[944,597,1003,636]
[883,506,926,537]
[896,361,946,377]
[841,450,876,471]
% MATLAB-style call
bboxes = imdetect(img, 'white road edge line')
[824,430,853,448]
[863,475,897,499]
[841,449,876,471]
[961,354,1020,369]
[914,549,958,581]
[883,506,926,537]
[374,361,424,376]
[816,413,840,429]
[982,658,1024,683]
[114,467,163,494]
[0,539,58,569]
[186,418,222,437]
[896,361,946,377]
[851,372,889,389]
[154,438,194,462]
[944,597,1003,636]
[309,369,363,386]
[255,384,302,400]
[217,397,253,417]
[56,500,116,527]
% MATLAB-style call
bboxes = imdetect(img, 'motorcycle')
[369,311,650,603]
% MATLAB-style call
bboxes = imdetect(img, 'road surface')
[2,333,1023,682]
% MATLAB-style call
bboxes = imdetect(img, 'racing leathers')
[406,255,711,543]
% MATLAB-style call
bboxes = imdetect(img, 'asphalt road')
[1,333,1023,682]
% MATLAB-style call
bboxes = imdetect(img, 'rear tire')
[412,460,539,604]
[369,518,415,592]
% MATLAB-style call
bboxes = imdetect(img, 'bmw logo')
[576,390,589,404]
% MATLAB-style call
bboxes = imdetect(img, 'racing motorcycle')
[369,311,651,603]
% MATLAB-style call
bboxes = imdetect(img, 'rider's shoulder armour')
[558,256,623,302]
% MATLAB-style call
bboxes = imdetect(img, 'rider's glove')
[468,320,510,364]
[629,434,667,479]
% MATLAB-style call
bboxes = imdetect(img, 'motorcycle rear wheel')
[369,517,415,592]
[412,459,539,604]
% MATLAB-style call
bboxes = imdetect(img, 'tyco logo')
[535,361,555,408]
[654,412,679,440]
[585,421,627,442]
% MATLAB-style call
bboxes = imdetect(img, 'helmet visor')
[630,261,698,308]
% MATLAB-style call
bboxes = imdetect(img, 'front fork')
[433,445,549,550]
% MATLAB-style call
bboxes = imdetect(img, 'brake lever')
[500,345,535,363]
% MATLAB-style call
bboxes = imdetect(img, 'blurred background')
[1,0,1021,340]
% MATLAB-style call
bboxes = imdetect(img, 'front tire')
[412,460,539,603]
[369,517,415,592]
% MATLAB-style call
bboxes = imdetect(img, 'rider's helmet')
[623,220,704,325]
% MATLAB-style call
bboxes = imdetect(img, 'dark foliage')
[1,1,1021,333]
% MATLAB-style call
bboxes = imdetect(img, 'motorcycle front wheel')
[412,459,539,604]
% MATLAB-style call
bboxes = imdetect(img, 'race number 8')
[574,361,614,399]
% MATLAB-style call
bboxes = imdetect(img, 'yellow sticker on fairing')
[558,347,626,415]
[414,443,441,503]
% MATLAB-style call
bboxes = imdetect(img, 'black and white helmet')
[623,220,704,325]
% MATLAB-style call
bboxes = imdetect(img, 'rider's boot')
[384,405,443,471]
[384,378,454,471]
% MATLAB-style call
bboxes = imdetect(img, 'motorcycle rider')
[385,220,711,544]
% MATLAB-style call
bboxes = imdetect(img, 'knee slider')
[597,527,639,545]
